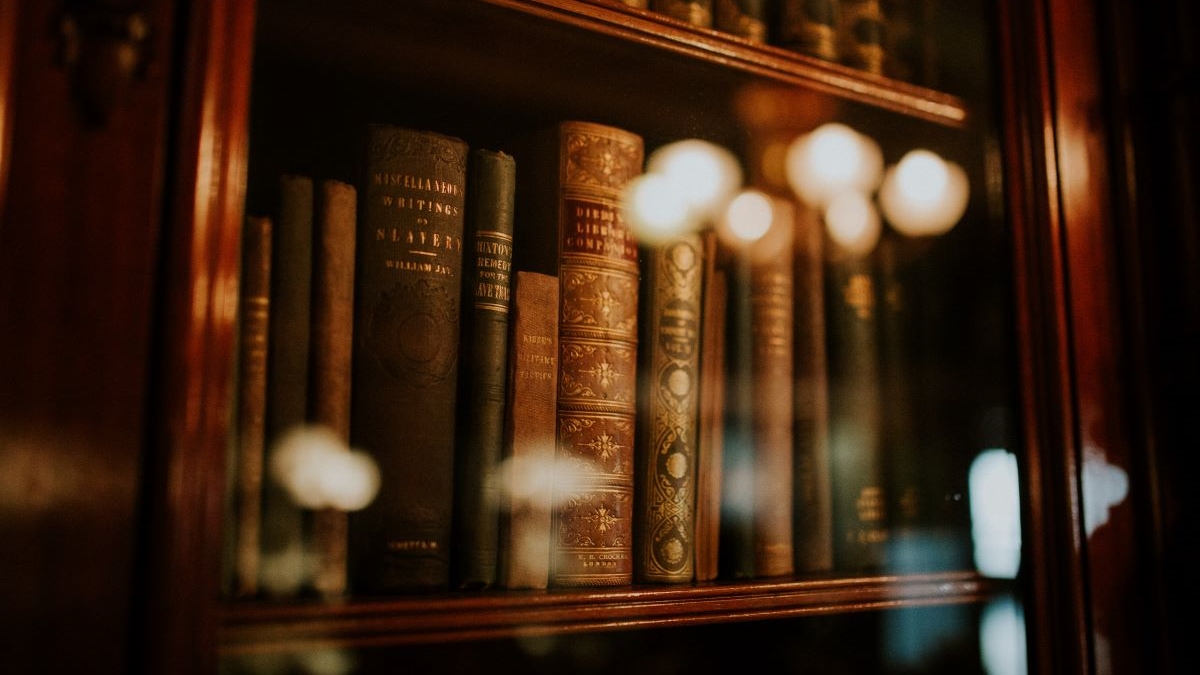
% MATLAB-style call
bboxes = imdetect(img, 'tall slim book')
[512,120,644,587]
[308,179,357,598]
[634,232,707,583]
[261,174,314,597]
[453,148,517,589]
[694,248,726,582]
[233,215,272,598]
[349,125,468,593]
[497,271,560,590]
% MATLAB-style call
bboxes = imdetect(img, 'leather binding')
[838,0,886,74]
[308,179,357,598]
[513,120,644,587]
[652,0,714,27]
[497,271,560,590]
[453,148,517,589]
[715,0,769,43]
[349,125,468,593]
[693,239,726,582]
[777,0,840,62]
[634,232,707,583]
[233,215,272,598]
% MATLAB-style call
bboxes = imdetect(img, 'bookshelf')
[1,0,1191,674]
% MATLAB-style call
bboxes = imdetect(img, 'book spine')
[543,121,643,587]
[792,207,833,574]
[453,149,517,589]
[653,0,714,27]
[749,200,795,578]
[233,215,272,598]
[634,232,706,583]
[777,0,840,62]
[839,0,885,74]
[261,173,313,597]
[693,248,726,582]
[714,0,769,43]
[308,179,357,598]
[498,271,559,590]
[825,248,888,572]
[350,125,468,593]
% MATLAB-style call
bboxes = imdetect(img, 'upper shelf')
[220,571,1000,654]
[253,0,970,140]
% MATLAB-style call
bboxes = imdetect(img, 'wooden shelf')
[219,571,1001,654]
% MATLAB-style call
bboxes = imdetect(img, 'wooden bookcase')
[1,0,1193,674]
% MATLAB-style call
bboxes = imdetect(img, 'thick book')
[792,207,833,574]
[652,0,713,27]
[825,245,889,572]
[308,179,357,598]
[233,215,272,598]
[777,0,840,62]
[714,0,768,43]
[512,120,644,587]
[634,232,707,583]
[497,271,560,590]
[452,148,517,589]
[693,234,725,582]
[261,173,314,597]
[349,124,469,593]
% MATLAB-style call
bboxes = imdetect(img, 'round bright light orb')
[785,123,884,208]
[824,190,882,256]
[622,172,694,244]
[646,139,743,218]
[879,149,970,237]
[719,189,774,244]
[269,425,381,511]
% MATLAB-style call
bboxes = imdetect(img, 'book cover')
[715,0,768,43]
[233,215,272,598]
[452,148,517,589]
[825,246,889,572]
[792,207,833,574]
[261,173,313,597]
[653,0,714,27]
[634,232,706,583]
[497,271,560,590]
[694,234,725,582]
[777,0,840,62]
[349,124,468,593]
[512,120,644,587]
[308,179,357,598]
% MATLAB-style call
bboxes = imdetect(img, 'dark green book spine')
[350,125,468,593]
[453,148,517,589]
[825,247,889,572]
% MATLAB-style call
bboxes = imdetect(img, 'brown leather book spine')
[261,173,313,597]
[839,0,885,74]
[792,207,833,574]
[308,179,357,598]
[453,148,517,589]
[694,246,726,583]
[634,232,706,583]
[653,0,714,27]
[233,215,272,598]
[498,271,559,590]
[777,0,840,61]
[749,200,796,578]
[350,125,468,593]
[514,120,643,587]
[715,0,768,43]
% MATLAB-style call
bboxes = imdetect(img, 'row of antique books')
[226,118,914,600]
[607,0,938,85]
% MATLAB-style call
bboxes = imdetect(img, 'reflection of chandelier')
[622,128,970,256]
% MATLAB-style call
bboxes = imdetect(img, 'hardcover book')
[634,232,707,583]
[232,215,272,598]
[715,0,768,43]
[452,148,517,589]
[308,179,357,598]
[825,246,889,572]
[497,271,560,590]
[694,248,726,582]
[653,0,714,27]
[349,124,468,593]
[838,0,885,74]
[261,173,314,597]
[512,120,644,587]
[777,0,840,62]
